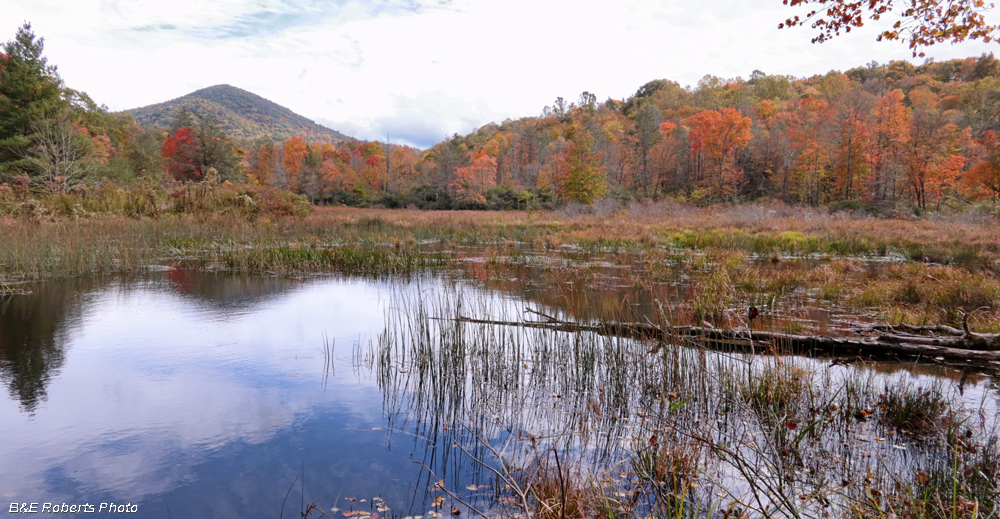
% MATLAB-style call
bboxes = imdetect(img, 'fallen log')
[442,313,1000,368]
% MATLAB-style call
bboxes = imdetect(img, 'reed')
[366,283,1000,519]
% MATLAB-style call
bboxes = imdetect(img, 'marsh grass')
[366,282,1000,519]
[879,383,950,441]
[5,201,999,336]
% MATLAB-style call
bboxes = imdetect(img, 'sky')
[2,0,998,148]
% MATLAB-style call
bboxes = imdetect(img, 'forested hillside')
[125,85,350,144]
[243,55,1000,212]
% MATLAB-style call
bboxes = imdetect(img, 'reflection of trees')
[0,270,302,414]
[0,279,95,413]
[163,268,302,312]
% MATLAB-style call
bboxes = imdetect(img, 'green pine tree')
[0,23,68,174]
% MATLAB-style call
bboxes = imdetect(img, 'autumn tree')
[161,128,202,181]
[317,142,353,197]
[783,97,834,205]
[388,145,419,192]
[650,121,683,195]
[451,150,497,206]
[633,100,664,192]
[832,90,875,200]
[353,141,386,197]
[966,130,1000,197]
[780,0,1000,56]
[282,136,308,190]
[867,89,911,203]
[248,141,275,186]
[905,107,964,209]
[687,107,754,200]
[558,125,607,204]
[594,116,636,191]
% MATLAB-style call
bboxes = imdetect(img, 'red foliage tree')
[161,127,202,182]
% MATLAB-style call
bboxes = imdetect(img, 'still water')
[1,271,482,518]
[3,263,996,518]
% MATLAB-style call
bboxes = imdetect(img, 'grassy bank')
[1,188,999,330]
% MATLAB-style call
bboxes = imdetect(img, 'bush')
[829,199,861,213]
[486,184,520,210]
[410,184,453,210]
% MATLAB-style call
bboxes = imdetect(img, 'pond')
[2,260,998,518]
[0,271,492,518]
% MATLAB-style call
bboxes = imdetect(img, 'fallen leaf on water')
[465,485,477,491]
[433,495,446,508]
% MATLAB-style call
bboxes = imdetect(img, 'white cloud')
[2,0,997,148]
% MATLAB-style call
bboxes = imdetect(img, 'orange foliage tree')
[867,90,911,202]
[248,143,275,186]
[451,150,497,206]
[966,130,1000,197]
[282,136,308,190]
[687,108,753,200]
[906,108,964,209]
[783,97,833,205]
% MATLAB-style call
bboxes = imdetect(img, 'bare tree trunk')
[441,314,1000,368]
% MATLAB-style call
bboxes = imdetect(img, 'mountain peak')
[123,85,350,144]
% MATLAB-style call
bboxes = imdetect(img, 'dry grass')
[2,202,999,330]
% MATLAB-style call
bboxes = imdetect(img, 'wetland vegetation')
[3,183,1000,518]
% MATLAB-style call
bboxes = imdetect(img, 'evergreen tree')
[0,23,67,174]
[195,111,243,181]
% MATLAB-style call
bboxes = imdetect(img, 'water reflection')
[162,266,304,315]
[0,271,465,517]
[0,278,96,413]
[2,263,996,518]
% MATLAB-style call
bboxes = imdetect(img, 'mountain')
[123,84,351,144]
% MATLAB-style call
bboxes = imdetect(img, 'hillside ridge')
[123,84,351,144]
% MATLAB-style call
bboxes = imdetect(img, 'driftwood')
[444,311,1000,368]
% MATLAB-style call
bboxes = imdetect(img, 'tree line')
[3,22,1000,213]
[244,55,1000,212]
